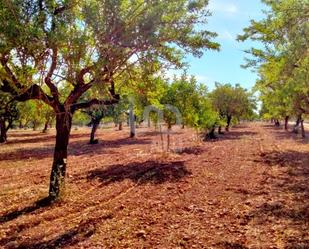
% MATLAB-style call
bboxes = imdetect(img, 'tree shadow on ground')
[242,150,309,247]
[262,124,308,144]
[0,197,53,225]
[216,241,249,249]
[0,137,152,162]
[87,160,191,185]
[1,213,113,249]
[214,130,258,142]
[172,146,205,155]
[5,133,92,145]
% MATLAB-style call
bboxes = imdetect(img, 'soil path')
[0,123,308,248]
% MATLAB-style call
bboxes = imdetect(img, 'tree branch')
[76,65,95,85]
[71,95,120,112]
[44,48,60,102]
[13,84,54,107]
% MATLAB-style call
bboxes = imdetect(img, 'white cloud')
[195,75,209,82]
[218,31,235,41]
[209,1,238,14]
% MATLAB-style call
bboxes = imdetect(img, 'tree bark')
[300,119,306,138]
[129,104,135,138]
[205,127,216,140]
[49,112,72,199]
[225,115,232,132]
[0,119,7,143]
[118,122,123,130]
[42,119,50,133]
[33,121,38,131]
[284,116,289,130]
[218,126,224,134]
[90,120,100,144]
[293,116,301,134]
[274,119,280,127]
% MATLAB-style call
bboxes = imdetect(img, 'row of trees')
[0,0,256,200]
[0,0,220,200]
[238,0,309,137]
[1,74,257,143]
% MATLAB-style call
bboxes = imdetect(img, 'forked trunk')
[49,112,72,199]
[0,119,7,143]
[225,115,232,132]
[284,116,289,130]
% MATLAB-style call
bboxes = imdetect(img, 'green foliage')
[0,90,19,129]
[209,83,256,123]
[17,100,54,129]
[194,97,221,132]
[239,0,309,121]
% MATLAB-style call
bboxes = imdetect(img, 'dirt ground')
[0,123,308,249]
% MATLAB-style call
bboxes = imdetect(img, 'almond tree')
[238,0,309,137]
[0,0,219,199]
[0,91,19,143]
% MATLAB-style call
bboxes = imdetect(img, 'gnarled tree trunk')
[274,119,280,127]
[284,116,289,130]
[300,119,306,138]
[225,115,232,132]
[90,119,100,144]
[293,115,301,134]
[42,118,50,133]
[49,112,72,199]
[129,104,135,138]
[205,126,216,140]
[0,119,7,143]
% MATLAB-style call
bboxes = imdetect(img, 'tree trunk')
[167,123,172,151]
[293,116,301,134]
[33,121,38,131]
[284,116,289,130]
[118,121,123,130]
[0,119,7,143]
[205,127,216,140]
[49,112,72,200]
[218,126,224,134]
[90,120,100,144]
[225,115,232,132]
[129,104,135,138]
[300,119,306,138]
[148,118,151,128]
[42,119,50,133]
[274,119,280,127]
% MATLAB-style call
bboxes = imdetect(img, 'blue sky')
[169,0,266,91]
